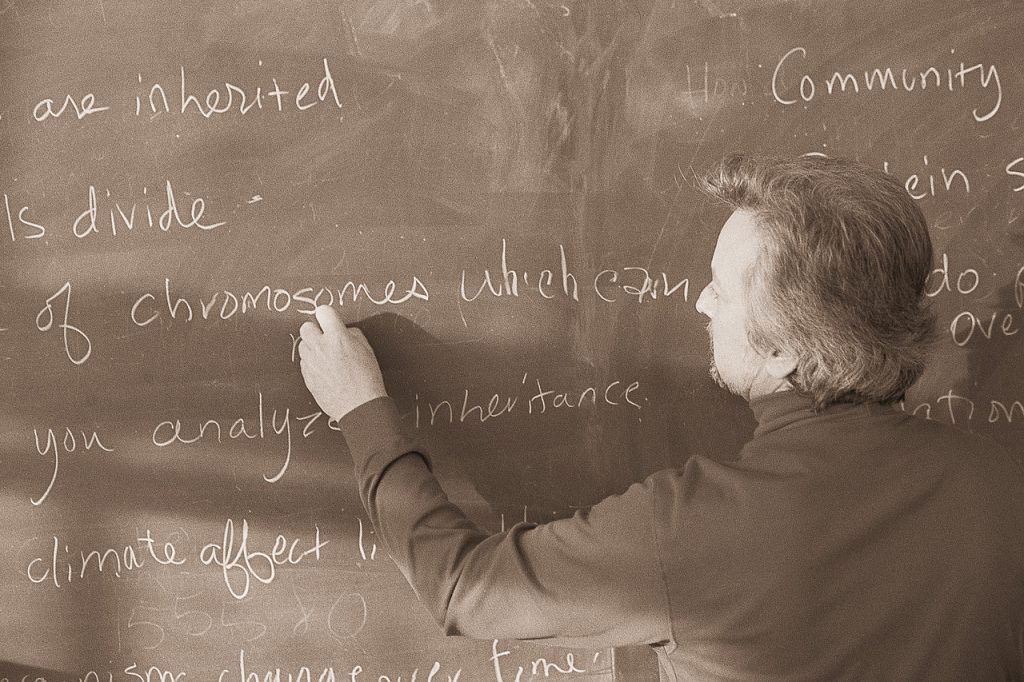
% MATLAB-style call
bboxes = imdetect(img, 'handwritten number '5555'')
[36,281,92,365]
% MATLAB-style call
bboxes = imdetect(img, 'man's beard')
[707,324,727,389]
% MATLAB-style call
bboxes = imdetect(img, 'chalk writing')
[460,240,690,304]
[198,518,327,599]
[219,598,268,644]
[327,592,368,640]
[123,665,185,682]
[32,90,109,122]
[882,157,970,199]
[128,605,169,650]
[30,425,113,506]
[73,180,226,238]
[489,640,590,682]
[36,281,92,365]
[136,58,344,119]
[925,253,980,297]
[949,309,1019,346]
[81,672,115,682]
[217,650,463,682]
[132,277,429,327]
[66,667,184,682]
[2,192,46,241]
[593,267,690,303]
[26,534,147,588]
[414,373,643,428]
[137,529,187,566]
[151,392,322,483]
[682,62,749,105]
[356,517,379,562]
[988,399,1024,423]
[461,240,579,302]
[903,389,1024,427]
[772,47,1002,121]
[123,585,276,650]
[1007,157,1024,191]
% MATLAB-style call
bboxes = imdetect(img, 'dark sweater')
[340,391,1024,681]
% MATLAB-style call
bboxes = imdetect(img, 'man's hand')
[298,306,388,421]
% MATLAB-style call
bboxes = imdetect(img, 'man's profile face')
[695,210,782,401]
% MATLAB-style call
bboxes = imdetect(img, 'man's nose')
[695,284,712,317]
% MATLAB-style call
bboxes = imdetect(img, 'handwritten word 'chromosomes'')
[135,58,344,119]
[772,47,1002,122]
[414,373,643,428]
[199,519,327,599]
[73,180,225,238]
[132,277,429,327]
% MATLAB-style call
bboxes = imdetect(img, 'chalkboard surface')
[2,0,1022,679]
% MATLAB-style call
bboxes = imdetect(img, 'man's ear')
[766,349,798,380]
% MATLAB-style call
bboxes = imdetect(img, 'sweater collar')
[750,389,897,439]
[750,390,818,438]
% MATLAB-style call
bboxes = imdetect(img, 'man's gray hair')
[701,153,936,409]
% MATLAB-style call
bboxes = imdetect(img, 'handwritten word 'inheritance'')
[31,58,345,123]
[772,47,1002,122]
[414,372,643,428]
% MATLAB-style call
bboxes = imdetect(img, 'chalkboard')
[2,0,1022,680]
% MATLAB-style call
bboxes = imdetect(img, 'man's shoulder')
[898,411,1022,475]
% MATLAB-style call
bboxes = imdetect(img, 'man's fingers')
[314,305,345,336]
[349,327,373,353]
[299,320,322,342]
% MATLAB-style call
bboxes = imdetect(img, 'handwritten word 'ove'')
[199,518,327,600]
[36,281,92,365]
[772,47,1002,122]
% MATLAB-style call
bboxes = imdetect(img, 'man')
[298,153,1024,680]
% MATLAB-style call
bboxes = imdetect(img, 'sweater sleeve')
[338,396,673,649]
